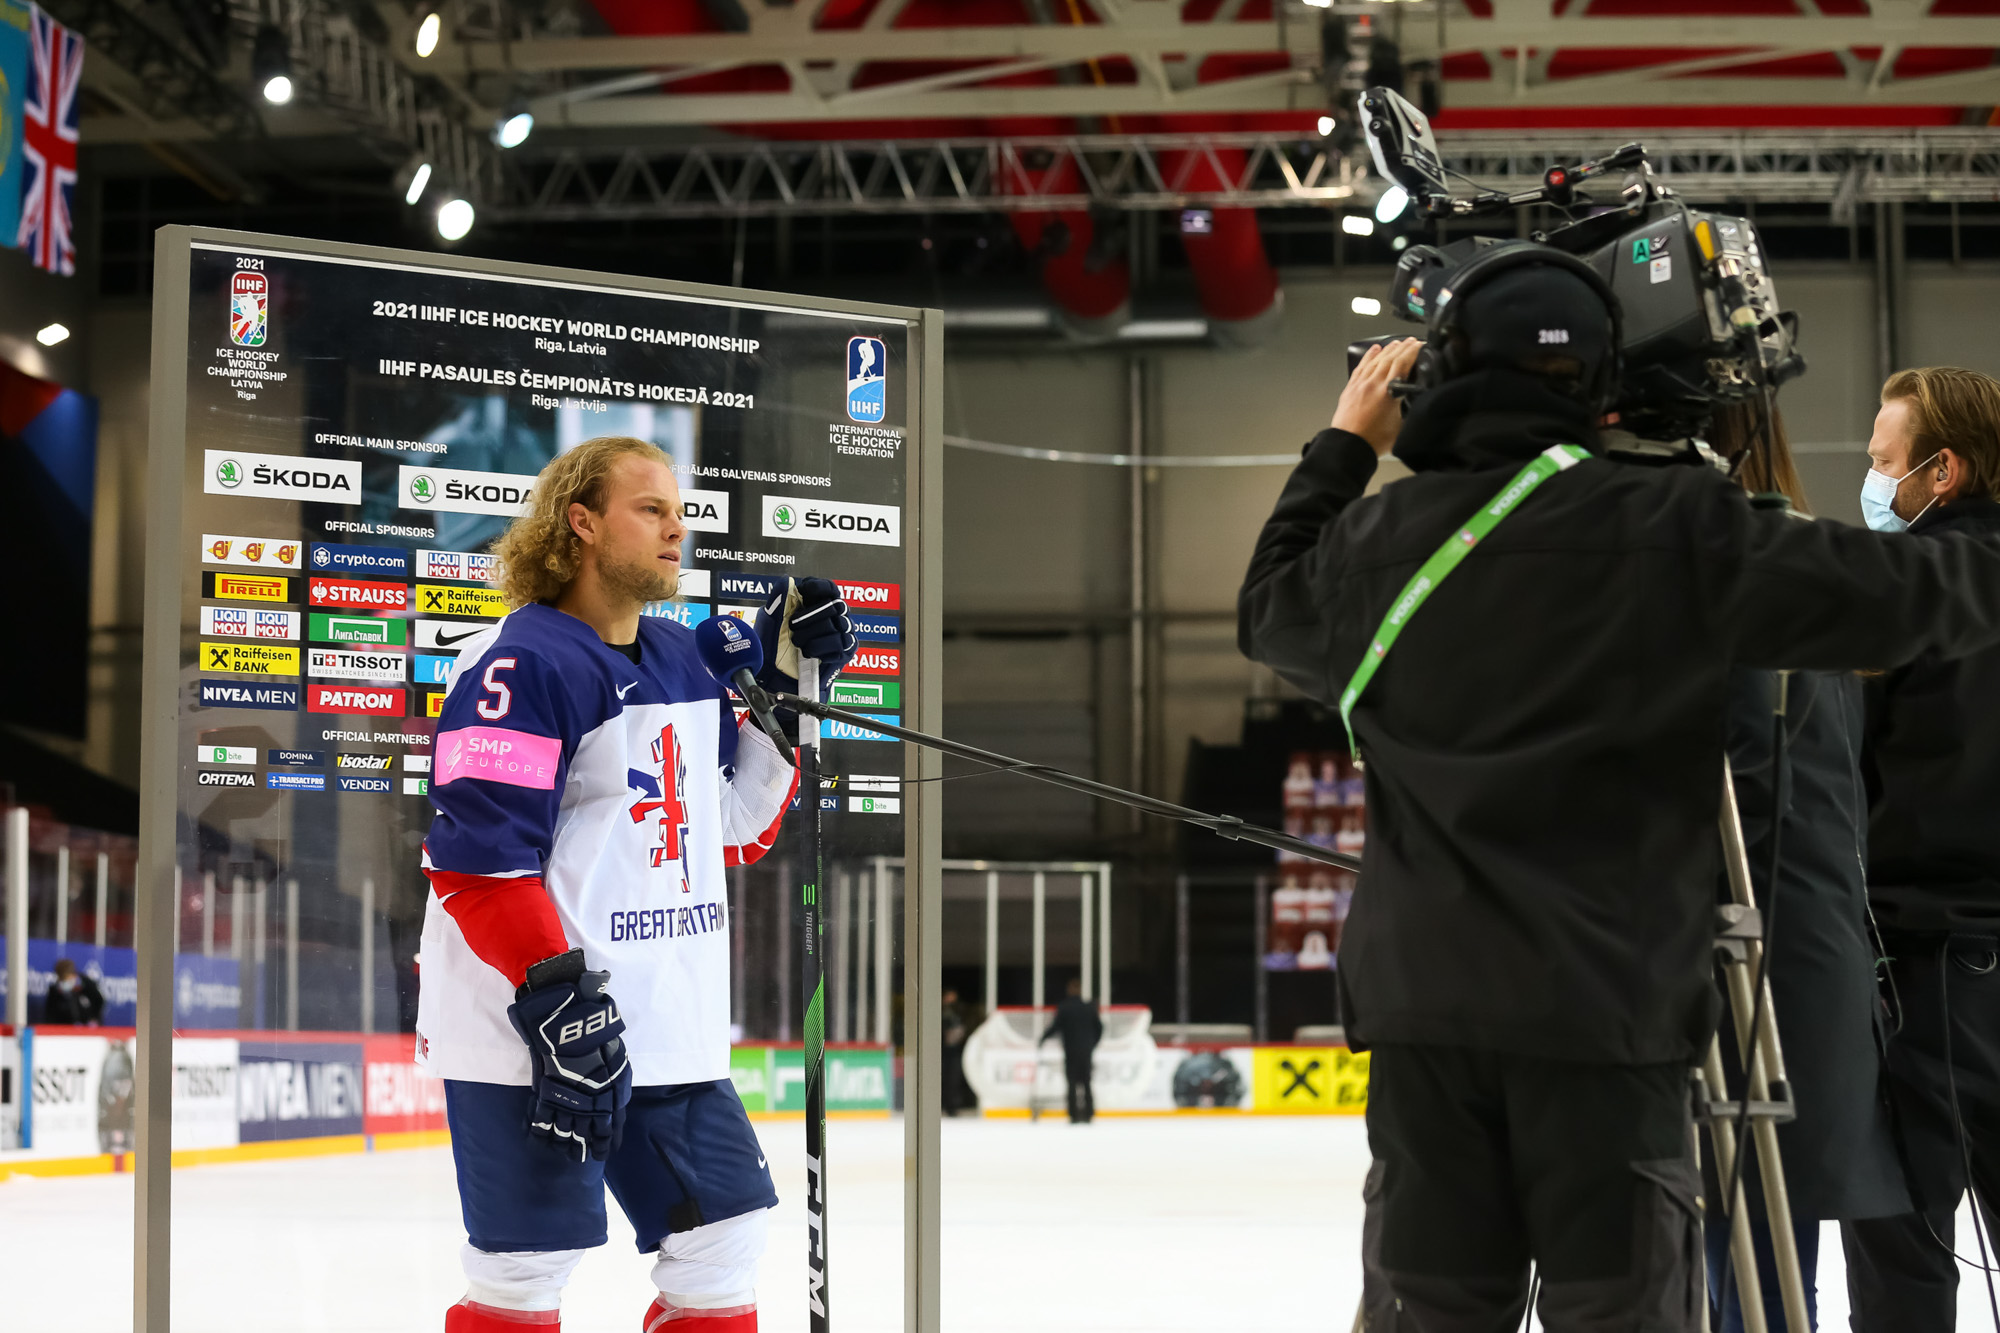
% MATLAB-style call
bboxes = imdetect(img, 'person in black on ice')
[44,959,105,1026]
[1040,977,1102,1124]
[940,987,969,1116]
[1238,244,2000,1331]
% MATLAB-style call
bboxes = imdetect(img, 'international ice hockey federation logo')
[230,272,269,347]
[846,336,886,424]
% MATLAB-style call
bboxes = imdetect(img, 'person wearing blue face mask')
[1846,366,2000,1330]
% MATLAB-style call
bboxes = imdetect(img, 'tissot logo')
[204,451,362,502]
[399,464,535,517]
[309,649,409,683]
[761,495,900,548]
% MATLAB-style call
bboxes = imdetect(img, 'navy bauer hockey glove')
[753,576,858,701]
[506,948,633,1163]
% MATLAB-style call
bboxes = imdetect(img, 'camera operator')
[1843,366,2000,1329]
[1238,250,2000,1330]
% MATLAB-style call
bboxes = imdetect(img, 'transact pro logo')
[198,679,299,712]
[306,684,407,717]
[309,542,410,579]
[204,450,361,502]
[398,464,535,518]
[310,578,409,612]
[268,772,325,792]
[846,336,887,423]
[761,495,900,548]
[679,489,730,534]
[201,607,300,641]
[230,272,268,347]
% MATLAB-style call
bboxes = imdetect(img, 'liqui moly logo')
[231,272,268,347]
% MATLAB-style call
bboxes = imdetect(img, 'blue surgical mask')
[1860,452,1941,533]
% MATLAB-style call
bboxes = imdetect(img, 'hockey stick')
[798,657,830,1333]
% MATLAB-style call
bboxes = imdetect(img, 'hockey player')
[417,435,857,1333]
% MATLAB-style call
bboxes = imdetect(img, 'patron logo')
[832,579,900,611]
[309,542,410,579]
[268,749,325,767]
[413,654,457,686]
[416,584,506,619]
[851,614,900,642]
[201,607,300,641]
[415,548,500,584]
[829,681,900,709]
[404,777,430,797]
[714,571,782,604]
[202,642,301,678]
[641,601,710,630]
[309,648,409,683]
[267,772,326,792]
[334,753,393,772]
[335,775,393,794]
[846,646,900,676]
[198,770,256,788]
[309,613,406,646]
[198,679,299,711]
[202,534,301,570]
[399,464,535,518]
[310,578,409,612]
[198,745,257,766]
[415,620,488,653]
[676,568,712,600]
[762,495,900,548]
[679,489,730,533]
[205,450,361,502]
[826,712,897,743]
[846,335,887,423]
[203,572,299,605]
[307,684,407,717]
[230,271,268,347]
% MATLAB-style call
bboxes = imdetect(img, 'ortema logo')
[203,535,301,570]
[335,754,393,771]
[199,771,256,788]
[846,335,887,423]
[309,613,406,645]
[415,584,506,619]
[201,607,300,641]
[679,489,730,533]
[309,649,409,683]
[230,271,268,346]
[336,776,393,794]
[399,464,535,517]
[202,643,301,677]
[416,549,500,583]
[715,571,781,604]
[416,620,488,653]
[847,646,900,676]
[761,495,900,548]
[310,578,409,611]
[205,450,362,502]
[268,772,325,792]
[309,542,410,579]
[832,579,900,611]
[199,745,257,766]
[307,685,407,717]
[199,680,299,711]
[203,572,298,605]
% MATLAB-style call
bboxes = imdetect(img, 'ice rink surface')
[5,1113,1997,1331]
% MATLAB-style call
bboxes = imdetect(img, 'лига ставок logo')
[230,271,268,347]
[846,336,886,423]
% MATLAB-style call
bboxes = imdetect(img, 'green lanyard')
[1338,443,1591,756]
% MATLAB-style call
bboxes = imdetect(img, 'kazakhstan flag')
[0,0,28,248]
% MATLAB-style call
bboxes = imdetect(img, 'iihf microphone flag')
[17,2,80,274]
[0,0,29,249]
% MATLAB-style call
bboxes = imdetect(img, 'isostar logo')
[398,464,535,518]
[230,272,268,347]
[762,495,899,548]
[309,648,409,683]
[851,614,900,642]
[679,488,730,534]
[310,578,409,611]
[198,679,299,711]
[268,749,325,767]
[846,335,887,423]
[415,620,488,653]
[335,776,393,794]
[309,542,410,579]
[203,572,299,605]
[847,646,900,676]
[201,607,300,641]
[203,534,301,570]
[307,685,408,717]
[309,613,406,645]
[198,771,256,788]
[832,579,900,611]
[714,571,782,604]
[415,584,506,619]
[268,772,325,792]
[829,681,900,709]
[334,753,393,772]
[198,745,257,766]
[201,642,301,678]
[415,548,500,584]
[205,451,361,502]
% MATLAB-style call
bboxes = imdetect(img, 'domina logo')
[410,475,436,503]
[215,458,244,489]
[772,505,797,532]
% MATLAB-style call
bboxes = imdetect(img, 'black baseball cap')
[1448,263,1615,401]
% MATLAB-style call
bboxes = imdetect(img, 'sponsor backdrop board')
[140,227,943,1329]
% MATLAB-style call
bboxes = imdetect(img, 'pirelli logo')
[415,583,507,619]
[201,643,301,677]
[202,572,300,605]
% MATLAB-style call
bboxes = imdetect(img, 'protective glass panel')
[149,235,919,1331]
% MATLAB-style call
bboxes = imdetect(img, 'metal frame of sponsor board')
[138,225,945,1333]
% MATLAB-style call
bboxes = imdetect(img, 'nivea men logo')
[761,495,900,549]
[205,450,362,502]
[198,679,299,711]
[399,464,536,518]
[679,488,730,534]
[715,571,782,604]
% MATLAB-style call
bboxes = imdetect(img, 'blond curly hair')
[493,436,673,607]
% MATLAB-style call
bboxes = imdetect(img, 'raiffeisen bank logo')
[846,336,886,423]
[399,464,534,518]
[231,271,269,347]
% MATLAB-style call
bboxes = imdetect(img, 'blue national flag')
[0,0,29,248]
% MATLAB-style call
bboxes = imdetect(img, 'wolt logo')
[628,724,692,882]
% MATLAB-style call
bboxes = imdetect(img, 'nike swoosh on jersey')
[617,682,638,699]
[756,1155,767,1168]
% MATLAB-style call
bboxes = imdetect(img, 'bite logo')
[230,272,268,347]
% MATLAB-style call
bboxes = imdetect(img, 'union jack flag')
[18,6,81,275]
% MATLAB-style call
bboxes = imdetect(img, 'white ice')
[3,1114,1996,1331]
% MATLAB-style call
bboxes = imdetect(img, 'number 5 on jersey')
[477,657,517,719]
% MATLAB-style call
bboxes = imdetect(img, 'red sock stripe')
[427,867,571,988]
[446,1298,561,1328]
[642,1297,757,1331]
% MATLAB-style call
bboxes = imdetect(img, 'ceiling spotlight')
[253,24,294,105]
[1341,214,1374,237]
[436,197,475,241]
[1316,114,1335,137]
[414,7,442,58]
[402,160,433,206]
[35,322,69,346]
[1350,297,1382,317]
[1374,184,1411,225]
[494,107,534,149]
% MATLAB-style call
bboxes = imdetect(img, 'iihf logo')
[846,336,886,423]
[231,272,268,347]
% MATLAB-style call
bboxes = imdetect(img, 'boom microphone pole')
[776,694,1361,873]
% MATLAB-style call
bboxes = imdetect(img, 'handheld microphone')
[693,616,797,768]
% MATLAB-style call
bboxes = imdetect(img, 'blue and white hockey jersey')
[416,602,796,1087]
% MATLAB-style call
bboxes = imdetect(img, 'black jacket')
[1239,370,2000,1065]
[43,974,104,1026]
[1042,996,1103,1058]
[1862,496,2000,936]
